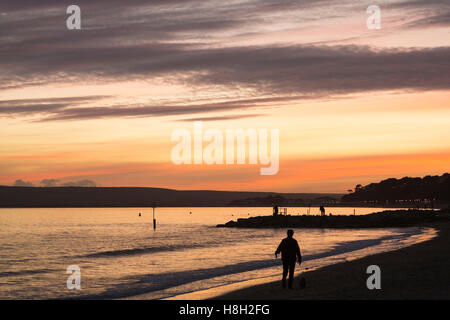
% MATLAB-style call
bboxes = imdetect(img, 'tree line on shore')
[341,173,450,203]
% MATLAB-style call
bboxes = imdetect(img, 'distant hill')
[0,186,342,208]
[342,173,450,204]
[228,194,339,206]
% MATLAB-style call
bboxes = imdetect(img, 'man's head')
[287,229,294,238]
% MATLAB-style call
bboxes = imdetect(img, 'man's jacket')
[276,237,302,262]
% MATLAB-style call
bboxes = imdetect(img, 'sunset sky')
[1,0,449,193]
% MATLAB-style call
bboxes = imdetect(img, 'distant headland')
[1,173,448,208]
[0,186,340,208]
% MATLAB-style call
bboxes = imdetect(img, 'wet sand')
[215,221,450,299]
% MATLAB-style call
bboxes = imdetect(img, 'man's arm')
[275,239,284,257]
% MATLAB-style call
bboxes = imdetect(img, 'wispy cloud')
[2,45,449,121]
[176,114,263,122]
[0,96,109,116]
[0,95,299,120]
[12,179,34,187]
[1,0,449,123]
[2,0,449,90]
[11,178,97,187]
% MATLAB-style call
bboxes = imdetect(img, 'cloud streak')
[2,0,449,87]
[1,0,449,121]
[0,96,109,117]
[11,178,97,187]
[2,45,449,121]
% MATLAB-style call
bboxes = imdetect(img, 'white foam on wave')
[120,227,437,300]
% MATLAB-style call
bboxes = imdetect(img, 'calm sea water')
[0,207,436,299]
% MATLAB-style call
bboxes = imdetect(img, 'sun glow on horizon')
[1,1,449,192]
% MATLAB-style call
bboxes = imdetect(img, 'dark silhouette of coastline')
[342,173,450,204]
[0,186,341,208]
[217,209,450,228]
[2,173,448,208]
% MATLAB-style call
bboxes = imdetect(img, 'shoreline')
[213,220,450,299]
[124,225,439,300]
[1,205,445,209]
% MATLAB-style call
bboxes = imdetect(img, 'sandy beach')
[214,220,450,300]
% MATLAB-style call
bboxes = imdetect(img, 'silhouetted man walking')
[275,229,302,289]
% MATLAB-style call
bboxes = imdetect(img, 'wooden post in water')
[152,206,157,229]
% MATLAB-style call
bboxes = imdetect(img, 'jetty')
[216,209,450,229]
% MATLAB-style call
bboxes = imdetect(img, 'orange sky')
[1,1,449,192]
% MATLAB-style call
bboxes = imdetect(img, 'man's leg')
[288,260,296,289]
[282,261,288,288]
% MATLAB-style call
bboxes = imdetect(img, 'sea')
[0,207,437,299]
